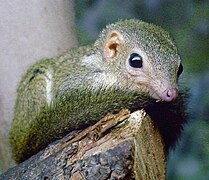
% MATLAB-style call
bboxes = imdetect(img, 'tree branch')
[1,109,166,180]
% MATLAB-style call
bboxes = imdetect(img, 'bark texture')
[1,109,166,180]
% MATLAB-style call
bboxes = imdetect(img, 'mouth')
[137,84,178,102]
[137,84,162,102]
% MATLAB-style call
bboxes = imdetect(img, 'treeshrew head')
[96,19,183,102]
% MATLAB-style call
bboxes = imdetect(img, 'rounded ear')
[103,31,123,60]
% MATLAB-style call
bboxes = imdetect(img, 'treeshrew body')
[10,19,187,163]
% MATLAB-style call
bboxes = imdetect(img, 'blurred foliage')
[74,0,209,179]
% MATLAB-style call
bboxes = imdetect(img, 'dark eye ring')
[177,63,183,77]
[129,53,143,68]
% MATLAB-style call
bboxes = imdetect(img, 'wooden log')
[0,109,166,180]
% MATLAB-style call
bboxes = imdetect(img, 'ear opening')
[103,31,123,60]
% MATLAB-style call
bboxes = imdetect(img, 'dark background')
[74,0,209,179]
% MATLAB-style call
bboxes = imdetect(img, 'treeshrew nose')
[161,89,178,102]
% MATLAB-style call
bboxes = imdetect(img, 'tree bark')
[1,109,166,180]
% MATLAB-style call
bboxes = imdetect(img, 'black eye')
[177,63,183,77]
[129,53,143,68]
